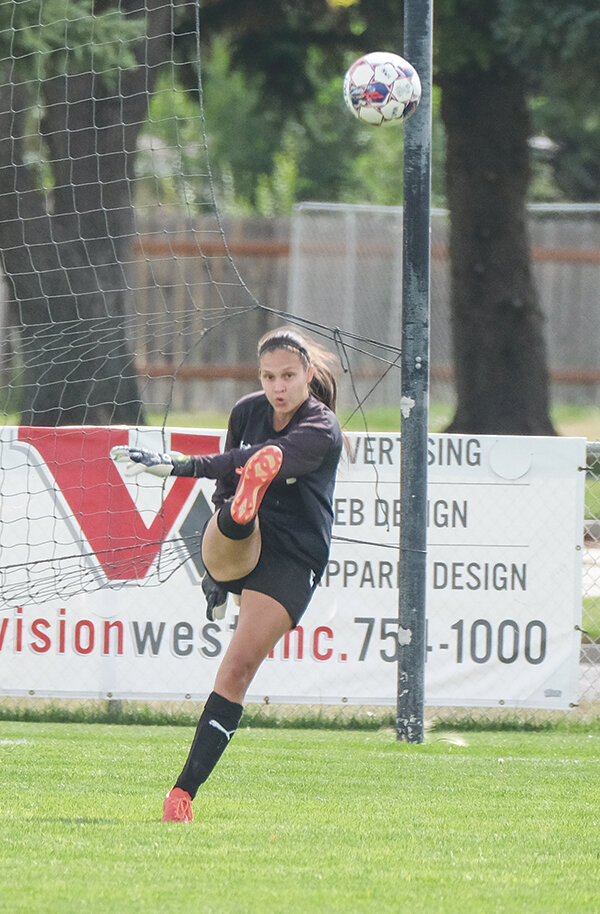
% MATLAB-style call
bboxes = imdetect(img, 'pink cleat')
[230,445,283,525]
[162,787,193,823]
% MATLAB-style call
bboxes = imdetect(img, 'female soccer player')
[111,327,343,822]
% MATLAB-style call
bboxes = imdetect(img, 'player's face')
[259,347,314,428]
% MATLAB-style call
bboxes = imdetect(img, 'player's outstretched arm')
[110,445,179,478]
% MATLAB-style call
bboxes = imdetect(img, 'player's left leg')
[163,589,291,822]
[213,588,292,704]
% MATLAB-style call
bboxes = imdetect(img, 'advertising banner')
[0,428,585,709]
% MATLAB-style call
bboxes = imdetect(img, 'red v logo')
[18,428,221,580]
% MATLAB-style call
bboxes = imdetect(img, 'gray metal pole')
[396,0,433,743]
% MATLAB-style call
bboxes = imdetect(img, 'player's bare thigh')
[201,513,262,582]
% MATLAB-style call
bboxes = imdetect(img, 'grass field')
[583,598,600,642]
[3,401,600,439]
[1,720,599,914]
[147,402,600,439]
[1,404,598,913]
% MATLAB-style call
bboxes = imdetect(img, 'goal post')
[397,0,433,743]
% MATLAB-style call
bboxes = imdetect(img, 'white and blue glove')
[110,445,179,478]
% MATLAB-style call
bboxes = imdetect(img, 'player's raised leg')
[201,445,283,582]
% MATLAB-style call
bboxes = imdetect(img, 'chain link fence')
[289,202,600,408]
[581,444,600,713]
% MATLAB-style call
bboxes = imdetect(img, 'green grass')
[1,722,599,914]
[551,404,600,441]
[586,476,600,518]
[1,401,600,438]
[152,402,600,437]
[583,597,600,642]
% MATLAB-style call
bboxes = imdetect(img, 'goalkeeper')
[111,328,343,822]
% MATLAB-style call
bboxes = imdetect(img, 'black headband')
[259,334,311,364]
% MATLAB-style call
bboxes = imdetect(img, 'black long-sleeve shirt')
[172,392,343,575]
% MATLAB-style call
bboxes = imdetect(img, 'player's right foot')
[162,787,193,822]
[230,445,283,525]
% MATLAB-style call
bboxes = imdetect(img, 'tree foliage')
[1,0,597,430]
[171,3,447,212]
[189,0,599,207]
[496,0,600,199]
[191,0,593,432]
[0,0,139,80]
[435,0,600,200]
[0,0,171,424]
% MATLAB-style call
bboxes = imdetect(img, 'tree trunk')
[0,0,172,425]
[440,64,555,435]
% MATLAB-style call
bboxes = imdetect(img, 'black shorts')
[214,540,318,628]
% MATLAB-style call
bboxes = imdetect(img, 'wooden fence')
[1,207,598,414]
[130,206,600,411]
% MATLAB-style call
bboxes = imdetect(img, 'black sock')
[216,501,256,540]
[174,691,244,799]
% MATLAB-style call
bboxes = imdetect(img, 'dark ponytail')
[308,360,337,412]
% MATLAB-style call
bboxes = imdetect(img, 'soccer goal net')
[0,2,415,712]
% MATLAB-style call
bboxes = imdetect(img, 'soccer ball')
[343,51,421,126]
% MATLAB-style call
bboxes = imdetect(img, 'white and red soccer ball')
[343,51,421,126]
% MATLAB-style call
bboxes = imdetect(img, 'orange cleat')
[230,445,283,525]
[162,787,193,823]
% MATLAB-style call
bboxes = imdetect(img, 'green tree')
[435,0,556,433]
[0,0,168,424]
[178,2,442,211]
[4,0,597,434]
[436,0,599,432]
[193,0,598,434]
[500,1,600,200]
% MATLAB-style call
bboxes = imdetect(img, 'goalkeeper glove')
[110,445,179,478]
[202,572,228,622]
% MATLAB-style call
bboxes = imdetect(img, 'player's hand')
[202,573,228,621]
[110,445,177,478]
